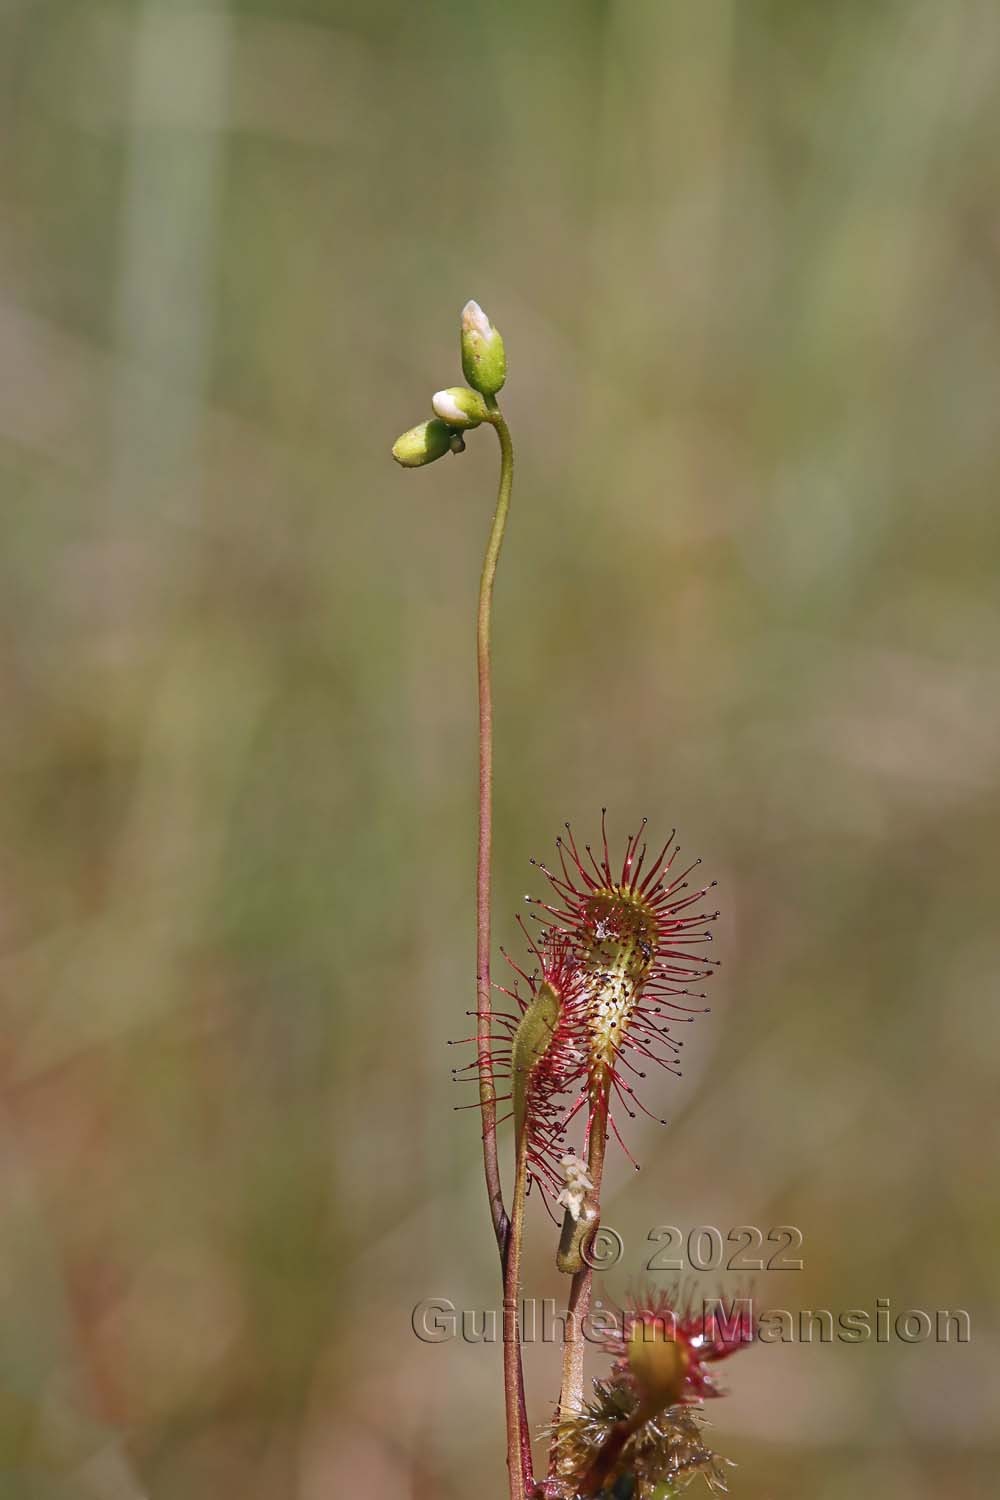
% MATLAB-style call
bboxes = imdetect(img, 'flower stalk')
[477,400,531,1495]
[477,398,516,1259]
[392,302,742,1500]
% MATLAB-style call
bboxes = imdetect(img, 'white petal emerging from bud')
[460,299,506,396]
[462,299,493,341]
[432,386,487,429]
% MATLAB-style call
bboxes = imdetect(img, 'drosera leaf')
[511,979,560,1151]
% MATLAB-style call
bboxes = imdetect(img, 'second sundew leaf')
[525,814,721,1170]
[511,979,561,1152]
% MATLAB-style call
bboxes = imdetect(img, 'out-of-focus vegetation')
[1,2,998,1496]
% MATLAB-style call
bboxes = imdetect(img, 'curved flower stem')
[477,400,515,1258]
[477,403,530,1497]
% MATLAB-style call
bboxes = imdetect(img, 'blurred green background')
[2,1,999,1496]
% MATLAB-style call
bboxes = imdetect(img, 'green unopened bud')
[391,418,454,468]
[432,386,488,429]
[627,1322,689,1413]
[460,300,506,397]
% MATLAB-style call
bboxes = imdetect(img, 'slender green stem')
[476,402,514,1255]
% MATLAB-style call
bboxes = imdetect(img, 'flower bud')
[391,418,454,468]
[627,1321,689,1413]
[460,300,506,397]
[432,386,488,429]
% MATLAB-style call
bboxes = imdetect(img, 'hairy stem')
[477,402,515,1257]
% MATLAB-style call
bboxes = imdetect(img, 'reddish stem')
[476,405,530,1497]
[476,403,514,1255]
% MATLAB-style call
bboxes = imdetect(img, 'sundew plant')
[393,305,751,1500]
